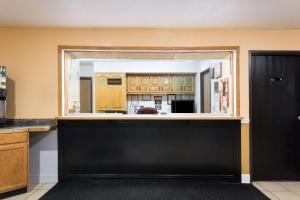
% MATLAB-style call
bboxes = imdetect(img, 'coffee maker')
[0,66,6,126]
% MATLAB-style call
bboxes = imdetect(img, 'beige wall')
[1,28,300,174]
[1,28,300,118]
[241,123,250,174]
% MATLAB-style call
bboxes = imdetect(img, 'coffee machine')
[0,66,6,126]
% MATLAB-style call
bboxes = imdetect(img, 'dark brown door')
[250,52,300,180]
[80,77,93,113]
[201,69,211,113]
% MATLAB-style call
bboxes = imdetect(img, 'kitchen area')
[67,51,234,116]
[96,72,196,114]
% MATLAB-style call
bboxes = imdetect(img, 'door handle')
[269,77,283,82]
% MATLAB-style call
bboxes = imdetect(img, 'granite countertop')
[0,119,57,134]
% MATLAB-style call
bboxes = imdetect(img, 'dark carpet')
[40,180,270,200]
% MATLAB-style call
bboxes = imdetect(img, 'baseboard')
[0,188,27,199]
[241,174,251,184]
[241,118,250,124]
[31,174,246,183]
[29,175,58,183]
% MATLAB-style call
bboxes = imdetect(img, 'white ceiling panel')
[0,0,299,28]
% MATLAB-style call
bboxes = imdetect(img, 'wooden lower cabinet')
[0,131,28,194]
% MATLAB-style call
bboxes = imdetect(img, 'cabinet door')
[171,76,184,92]
[139,76,149,93]
[160,76,171,93]
[95,74,108,85]
[127,76,139,93]
[149,75,161,93]
[183,75,195,92]
[110,73,125,80]
[110,74,126,111]
[0,131,27,145]
[0,143,28,193]
[110,86,125,110]
[96,85,110,111]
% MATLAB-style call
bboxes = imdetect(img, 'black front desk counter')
[57,116,241,182]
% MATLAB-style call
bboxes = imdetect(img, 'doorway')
[250,51,300,181]
[80,77,93,113]
[200,69,211,113]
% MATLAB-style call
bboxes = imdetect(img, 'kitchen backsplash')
[127,94,194,114]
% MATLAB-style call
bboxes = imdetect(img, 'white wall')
[127,94,171,114]
[29,130,58,183]
[79,63,94,77]
[127,94,195,114]
[94,59,199,73]
[69,59,80,112]
[197,59,232,114]
[194,59,232,114]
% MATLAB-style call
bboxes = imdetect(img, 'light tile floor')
[3,183,56,200]
[253,182,300,200]
[3,182,300,200]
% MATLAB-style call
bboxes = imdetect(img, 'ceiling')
[0,0,300,28]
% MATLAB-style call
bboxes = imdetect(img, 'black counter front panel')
[58,120,241,182]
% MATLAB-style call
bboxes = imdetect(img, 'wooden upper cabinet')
[171,76,184,92]
[95,73,110,111]
[127,75,149,93]
[95,73,126,111]
[127,76,139,93]
[183,75,195,92]
[139,76,149,93]
[126,74,195,94]
[160,76,171,92]
[149,76,161,93]
[95,74,108,85]
[110,73,124,80]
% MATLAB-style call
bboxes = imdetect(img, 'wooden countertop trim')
[27,125,57,132]
[56,115,242,121]
[0,128,28,134]
[0,125,57,134]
